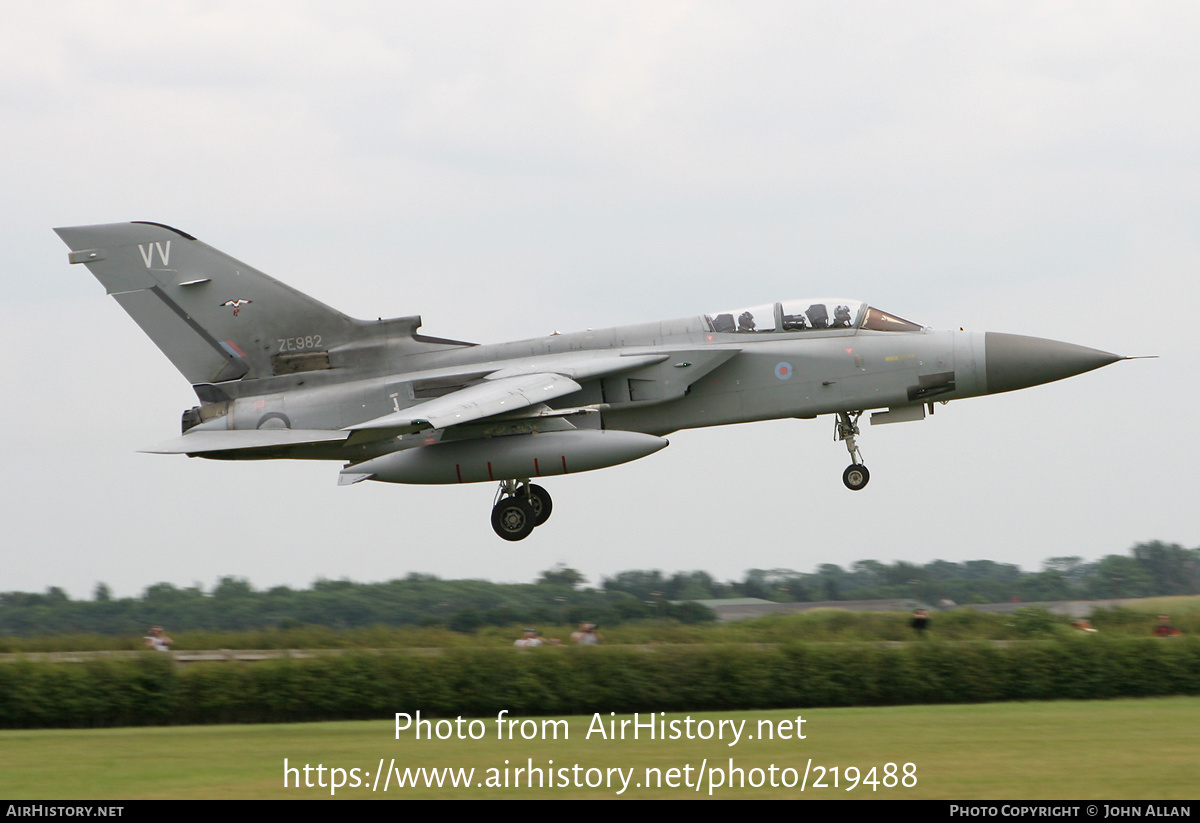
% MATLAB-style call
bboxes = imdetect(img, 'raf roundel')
[775,362,793,380]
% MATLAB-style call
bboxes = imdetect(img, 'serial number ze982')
[809,762,917,791]
[278,335,323,352]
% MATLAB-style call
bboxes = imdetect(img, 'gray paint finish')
[56,222,1131,541]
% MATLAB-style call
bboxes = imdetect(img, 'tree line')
[1,541,1196,637]
[605,541,1200,604]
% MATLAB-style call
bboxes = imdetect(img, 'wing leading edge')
[342,353,674,445]
[344,372,584,445]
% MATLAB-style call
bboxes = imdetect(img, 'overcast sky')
[3,1,1196,599]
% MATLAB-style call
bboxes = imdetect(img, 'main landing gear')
[491,480,553,541]
[835,411,870,491]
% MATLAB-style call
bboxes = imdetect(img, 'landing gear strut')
[835,411,870,491]
[490,480,553,540]
[525,483,552,526]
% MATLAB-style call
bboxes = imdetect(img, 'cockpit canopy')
[704,299,922,335]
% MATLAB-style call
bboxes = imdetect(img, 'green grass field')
[2,697,1197,799]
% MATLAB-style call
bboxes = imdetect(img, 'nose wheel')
[835,411,870,491]
[490,480,553,540]
[842,463,870,491]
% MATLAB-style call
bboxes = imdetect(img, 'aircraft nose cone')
[985,332,1123,394]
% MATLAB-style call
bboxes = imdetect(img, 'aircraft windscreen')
[860,306,923,332]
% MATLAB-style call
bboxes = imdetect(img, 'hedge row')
[1,638,1198,728]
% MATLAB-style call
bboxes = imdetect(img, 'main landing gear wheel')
[491,496,536,541]
[526,484,552,526]
[842,463,870,491]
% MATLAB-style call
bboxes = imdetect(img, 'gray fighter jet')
[55,221,1129,540]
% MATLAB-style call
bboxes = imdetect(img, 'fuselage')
[203,307,990,449]
[200,298,1119,468]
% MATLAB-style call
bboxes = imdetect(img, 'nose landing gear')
[835,411,870,491]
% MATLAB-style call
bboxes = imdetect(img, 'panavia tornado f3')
[55,221,1130,540]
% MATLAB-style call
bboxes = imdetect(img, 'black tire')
[842,463,870,491]
[491,497,536,541]
[526,484,553,526]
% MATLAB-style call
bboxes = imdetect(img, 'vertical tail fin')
[54,222,356,384]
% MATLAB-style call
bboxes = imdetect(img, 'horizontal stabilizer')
[143,429,349,455]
